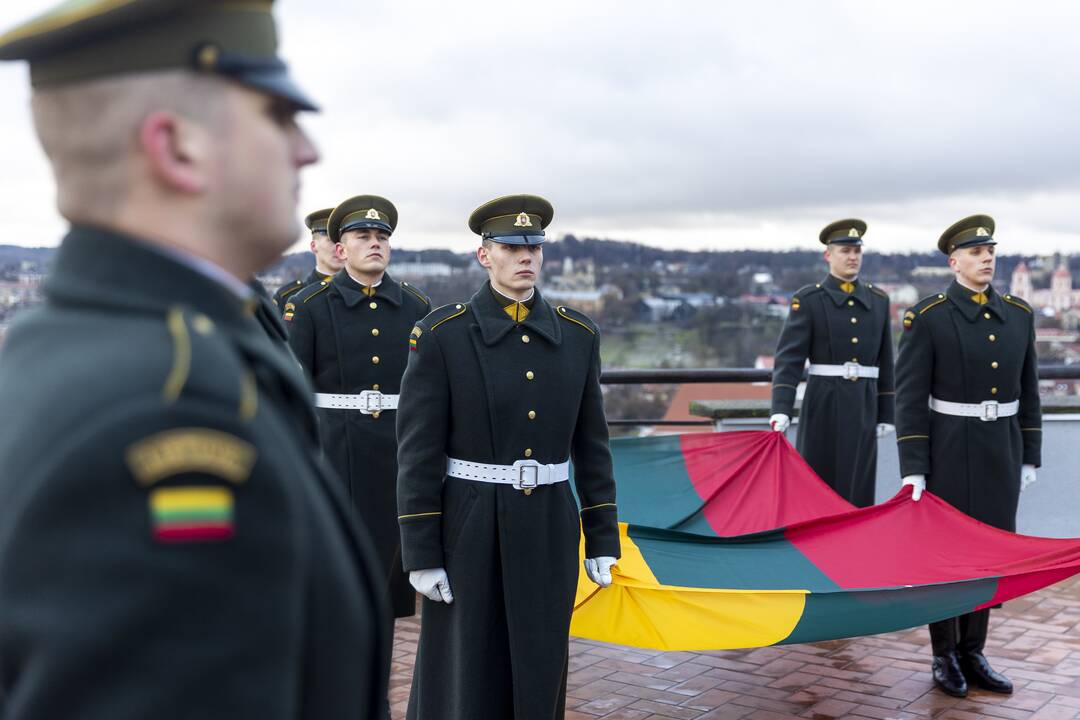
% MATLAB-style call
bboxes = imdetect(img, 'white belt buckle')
[511,459,541,490]
[980,400,999,422]
[358,390,383,414]
[843,361,860,381]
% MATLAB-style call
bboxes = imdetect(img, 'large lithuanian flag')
[571,431,1080,651]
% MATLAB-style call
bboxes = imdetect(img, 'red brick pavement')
[390,575,1080,719]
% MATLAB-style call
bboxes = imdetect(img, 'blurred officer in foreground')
[288,194,431,620]
[273,207,342,311]
[770,219,895,506]
[0,2,390,717]
[396,194,620,719]
[896,215,1041,698]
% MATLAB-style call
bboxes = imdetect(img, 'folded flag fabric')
[571,431,1080,651]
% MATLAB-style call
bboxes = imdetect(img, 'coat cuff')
[398,514,444,571]
[581,504,621,559]
[897,435,930,477]
[877,392,895,425]
[1022,429,1042,468]
[771,385,797,417]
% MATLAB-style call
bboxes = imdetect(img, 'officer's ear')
[334,241,347,262]
[138,110,209,194]
[476,242,494,270]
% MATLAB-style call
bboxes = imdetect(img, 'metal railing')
[602,364,1080,427]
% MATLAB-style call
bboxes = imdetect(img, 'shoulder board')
[1002,293,1033,314]
[913,293,948,315]
[401,280,431,307]
[556,305,598,335]
[424,302,468,331]
[867,283,889,298]
[298,280,332,304]
[793,283,823,300]
[161,307,256,420]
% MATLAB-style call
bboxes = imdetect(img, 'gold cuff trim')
[1021,427,1042,432]
[580,502,617,513]
[897,434,929,442]
[773,383,798,390]
[877,391,896,396]
[398,511,442,520]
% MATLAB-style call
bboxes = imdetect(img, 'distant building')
[1011,261,1080,312]
[394,261,454,279]
[544,257,622,314]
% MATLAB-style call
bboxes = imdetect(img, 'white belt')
[314,391,399,414]
[446,457,570,491]
[930,396,1019,422]
[807,362,880,380]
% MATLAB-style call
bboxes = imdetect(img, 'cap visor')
[236,67,319,112]
[486,234,545,245]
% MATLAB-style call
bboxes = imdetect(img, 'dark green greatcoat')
[287,270,430,618]
[771,275,895,506]
[396,282,620,720]
[896,281,1041,530]
[0,226,390,719]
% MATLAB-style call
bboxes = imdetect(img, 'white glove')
[901,474,926,501]
[876,423,895,438]
[769,413,790,433]
[1021,464,1037,491]
[584,557,618,588]
[409,567,453,604]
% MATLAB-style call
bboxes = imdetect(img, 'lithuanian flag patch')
[149,486,234,542]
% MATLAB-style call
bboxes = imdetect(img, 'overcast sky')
[1,1,1078,255]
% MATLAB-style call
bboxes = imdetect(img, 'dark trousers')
[929,609,990,656]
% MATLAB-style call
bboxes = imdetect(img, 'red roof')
[660,382,772,433]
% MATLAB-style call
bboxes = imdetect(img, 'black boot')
[932,653,968,698]
[960,652,1013,694]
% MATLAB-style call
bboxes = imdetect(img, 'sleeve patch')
[126,428,256,486]
[283,302,295,321]
[150,486,234,542]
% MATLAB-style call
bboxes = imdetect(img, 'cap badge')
[514,212,533,228]
[976,227,989,237]
[365,209,381,220]
[848,228,859,238]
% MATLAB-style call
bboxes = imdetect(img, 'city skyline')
[1,2,1079,254]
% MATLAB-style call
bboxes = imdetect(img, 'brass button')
[369,302,377,310]
[852,357,858,362]
[850,318,858,324]
[372,356,380,365]
[192,314,214,335]
[372,411,381,418]
[526,371,535,380]
[989,334,996,342]
[524,448,533,458]
[851,337,859,344]
[371,328,379,336]
[991,362,998,370]
[522,334,530,344]
[373,384,380,391]
[983,312,991,320]
[847,300,854,306]
[528,410,536,420]
[991,387,998,395]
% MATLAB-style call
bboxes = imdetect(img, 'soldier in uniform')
[272,207,342,310]
[287,195,430,619]
[770,219,895,506]
[0,2,391,717]
[396,194,621,719]
[896,215,1041,698]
